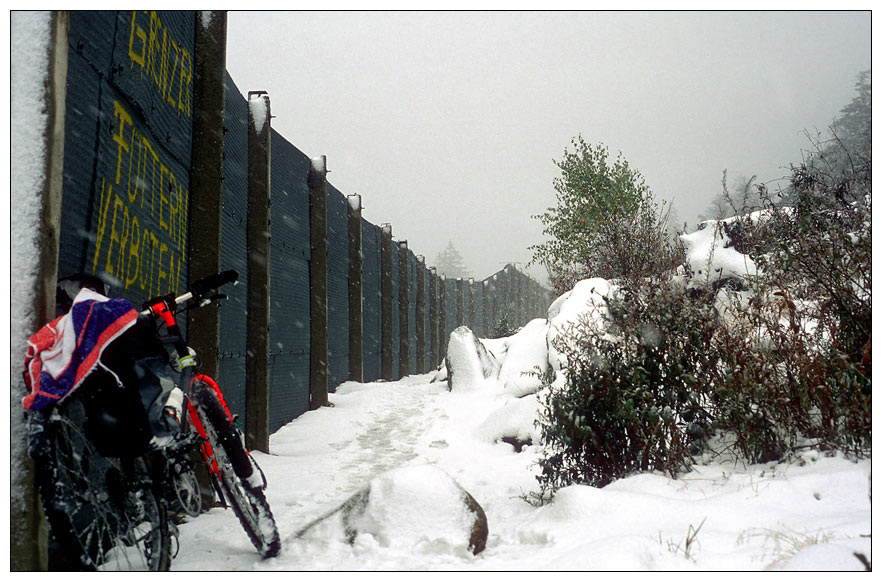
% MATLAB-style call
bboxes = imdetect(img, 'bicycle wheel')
[191,382,281,559]
[109,457,172,572]
[32,399,171,571]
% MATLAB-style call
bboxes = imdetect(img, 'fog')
[225,11,870,284]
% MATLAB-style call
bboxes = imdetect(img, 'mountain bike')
[27,270,280,570]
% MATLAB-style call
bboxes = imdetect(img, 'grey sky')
[225,10,870,283]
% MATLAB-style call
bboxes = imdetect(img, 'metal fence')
[52,10,554,437]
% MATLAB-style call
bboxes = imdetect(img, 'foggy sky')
[224,11,871,284]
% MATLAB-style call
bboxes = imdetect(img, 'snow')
[679,218,759,288]
[445,326,499,391]
[10,10,53,506]
[296,464,482,556]
[546,277,614,377]
[248,93,268,132]
[168,245,870,570]
[497,318,549,397]
[199,10,215,30]
[170,368,870,571]
[311,155,327,175]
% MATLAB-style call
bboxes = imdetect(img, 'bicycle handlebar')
[140,270,238,317]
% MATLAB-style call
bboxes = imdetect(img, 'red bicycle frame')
[186,373,240,478]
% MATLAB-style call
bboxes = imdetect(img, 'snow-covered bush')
[534,140,871,497]
[535,276,720,495]
[706,161,872,459]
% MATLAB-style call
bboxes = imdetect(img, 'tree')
[699,171,762,222]
[434,241,470,279]
[530,136,677,293]
[831,69,871,164]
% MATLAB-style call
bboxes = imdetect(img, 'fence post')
[518,270,526,325]
[398,241,410,378]
[468,278,476,335]
[308,155,329,408]
[245,91,271,453]
[482,279,490,338]
[348,194,363,383]
[429,267,438,368]
[415,256,426,374]
[380,224,395,380]
[11,10,68,571]
[510,268,517,325]
[490,274,498,333]
[456,278,464,327]
[439,275,447,359]
[500,267,510,326]
[187,10,227,380]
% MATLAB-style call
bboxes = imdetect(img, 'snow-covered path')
[172,374,546,570]
[171,374,872,571]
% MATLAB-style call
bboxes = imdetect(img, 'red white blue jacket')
[23,289,138,411]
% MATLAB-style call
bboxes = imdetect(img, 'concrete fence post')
[501,267,510,325]
[308,155,329,409]
[380,224,395,380]
[429,267,438,368]
[187,10,227,380]
[245,91,271,453]
[482,279,490,338]
[415,256,426,374]
[514,269,522,325]
[468,278,476,335]
[398,241,410,378]
[516,272,523,323]
[347,194,363,383]
[456,278,464,327]
[439,275,447,359]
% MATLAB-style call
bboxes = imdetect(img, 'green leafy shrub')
[536,278,719,493]
[530,137,680,295]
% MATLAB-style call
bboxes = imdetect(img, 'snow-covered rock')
[497,318,550,397]
[679,218,759,290]
[475,394,540,450]
[446,326,500,392]
[545,277,615,378]
[294,464,488,555]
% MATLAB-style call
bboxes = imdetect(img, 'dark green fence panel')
[389,243,400,374]
[268,129,312,431]
[217,72,249,418]
[57,18,105,281]
[362,220,382,382]
[444,279,457,344]
[59,11,194,313]
[474,282,485,337]
[327,183,350,390]
[407,250,418,369]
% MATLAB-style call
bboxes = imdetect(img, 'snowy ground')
[171,373,871,571]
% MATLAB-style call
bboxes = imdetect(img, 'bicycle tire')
[191,382,281,559]
[32,399,171,571]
